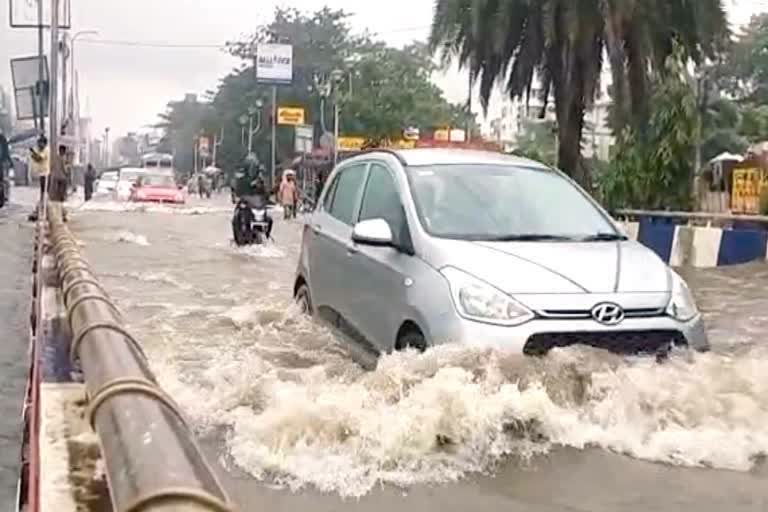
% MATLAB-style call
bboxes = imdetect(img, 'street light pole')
[49,0,60,162]
[37,0,45,133]
[271,85,277,185]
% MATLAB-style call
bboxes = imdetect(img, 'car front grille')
[523,330,687,356]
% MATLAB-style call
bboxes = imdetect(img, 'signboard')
[10,0,71,28]
[10,55,49,121]
[198,136,210,156]
[277,107,305,126]
[337,136,366,151]
[337,137,416,151]
[256,44,293,84]
[731,168,768,214]
[295,124,313,154]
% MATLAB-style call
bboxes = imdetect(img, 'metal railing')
[46,204,235,512]
[615,208,768,226]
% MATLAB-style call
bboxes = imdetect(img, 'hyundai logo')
[591,302,625,325]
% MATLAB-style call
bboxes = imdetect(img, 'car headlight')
[666,271,698,322]
[440,267,534,326]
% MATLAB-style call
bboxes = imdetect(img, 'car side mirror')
[352,218,393,246]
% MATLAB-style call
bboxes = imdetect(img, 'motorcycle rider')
[231,164,273,243]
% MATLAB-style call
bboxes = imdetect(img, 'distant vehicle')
[115,168,148,201]
[130,174,185,204]
[294,148,709,357]
[140,153,174,177]
[94,170,119,197]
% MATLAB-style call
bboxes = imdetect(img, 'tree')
[598,50,697,210]
[340,42,472,144]
[725,13,768,105]
[429,0,729,188]
[156,95,215,175]
[511,119,557,166]
[157,6,473,179]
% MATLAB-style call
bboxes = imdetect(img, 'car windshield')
[406,164,619,241]
[100,172,118,182]
[141,175,175,186]
[119,171,142,183]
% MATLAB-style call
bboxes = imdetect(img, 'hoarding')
[295,124,313,154]
[277,107,305,126]
[10,55,48,121]
[10,0,71,28]
[256,44,293,84]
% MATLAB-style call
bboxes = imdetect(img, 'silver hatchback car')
[294,149,709,356]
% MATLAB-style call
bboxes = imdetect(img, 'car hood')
[424,239,671,294]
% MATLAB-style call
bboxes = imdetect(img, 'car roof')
[349,148,551,169]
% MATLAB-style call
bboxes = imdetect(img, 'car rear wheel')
[295,284,313,315]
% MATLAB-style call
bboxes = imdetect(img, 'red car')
[130,174,185,204]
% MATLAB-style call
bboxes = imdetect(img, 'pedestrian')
[0,132,13,208]
[50,145,69,203]
[84,164,96,201]
[197,173,206,199]
[29,135,49,202]
[279,170,299,219]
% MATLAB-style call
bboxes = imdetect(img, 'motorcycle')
[232,198,270,246]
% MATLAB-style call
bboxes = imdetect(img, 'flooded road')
[60,192,768,511]
[0,201,32,506]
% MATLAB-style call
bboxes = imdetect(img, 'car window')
[328,164,367,225]
[322,174,340,212]
[359,163,405,231]
[406,164,616,240]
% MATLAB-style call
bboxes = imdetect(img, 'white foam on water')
[143,299,768,498]
[231,244,286,259]
[79,200,230,215]
[108,231,150,246]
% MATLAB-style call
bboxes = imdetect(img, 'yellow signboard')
[337,136,366,151]
[336,137,416,151]
[731,168,768,214]
[277,107,305,126]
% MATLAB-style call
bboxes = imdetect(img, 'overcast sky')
[1,0,766,138]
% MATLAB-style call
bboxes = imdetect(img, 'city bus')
[140,153,174,176]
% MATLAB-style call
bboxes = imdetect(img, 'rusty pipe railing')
[46,206,235,512]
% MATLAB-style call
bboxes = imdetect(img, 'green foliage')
[429,0,729,187]
[511,119,557,167]
[159,7,473,174]
[598,52,697,210]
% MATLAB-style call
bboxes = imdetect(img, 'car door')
[344,162,416,353]
[307,162,368,326]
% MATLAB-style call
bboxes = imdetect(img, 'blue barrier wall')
[626,216,768,267]
[637,218,676,263]
[717,229,768,266]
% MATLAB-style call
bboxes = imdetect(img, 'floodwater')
[0,198,33,507]
[5,187,768,511]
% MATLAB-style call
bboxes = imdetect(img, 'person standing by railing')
[29,136,49,202]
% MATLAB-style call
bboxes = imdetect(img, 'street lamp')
[245,100,263,157]
[330,69,345,166]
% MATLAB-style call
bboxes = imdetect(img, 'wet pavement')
[2,187,768,511]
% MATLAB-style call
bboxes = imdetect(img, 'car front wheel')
[295,283,313,315]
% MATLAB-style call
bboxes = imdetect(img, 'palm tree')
[429,0,729,187]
